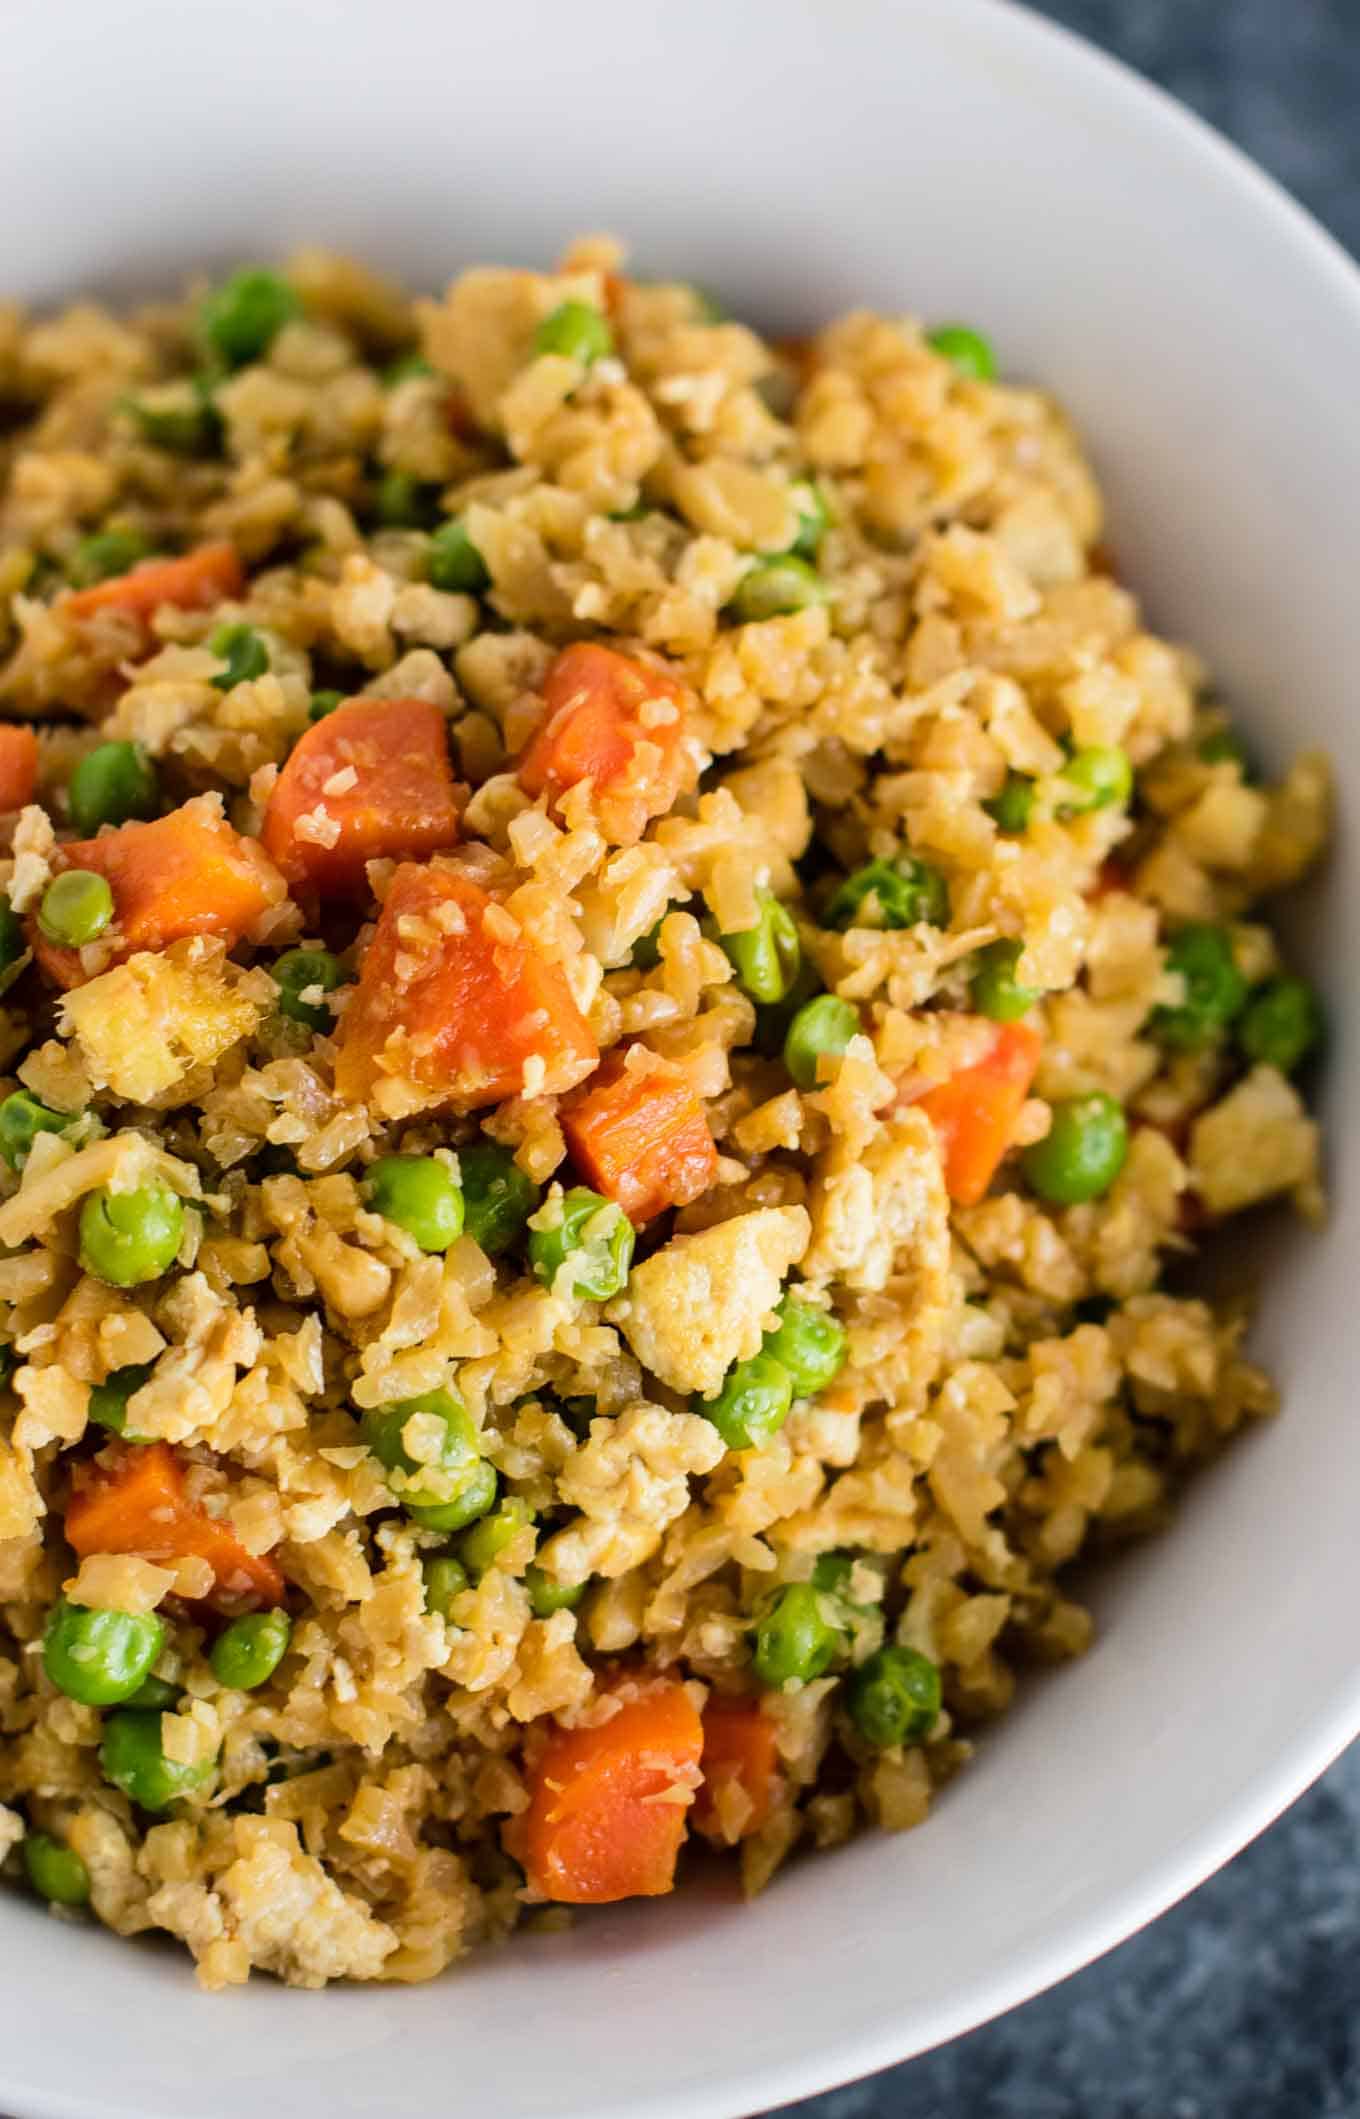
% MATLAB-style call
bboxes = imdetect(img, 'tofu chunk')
[607,1205,810,1399]
[1190,1065,1319,1216]
[61,943,271,1105]
[802,1107,951,1294]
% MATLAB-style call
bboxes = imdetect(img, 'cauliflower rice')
[0,236,1329,1988]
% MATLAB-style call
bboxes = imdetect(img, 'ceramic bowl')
[2,2,1357,2113]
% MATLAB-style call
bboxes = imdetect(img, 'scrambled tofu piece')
[1251,750,1332,891]
[607,1204,810,1398]
[539,1401,727,1581]
[0,1434,43,1545]
[61,942,272,1104]
[1190,1065,1320,1216]
[196,1816,397,1988]
[802,1107,951,1294]
[720,754,813,862]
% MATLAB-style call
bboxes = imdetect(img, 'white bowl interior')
[2,3,1357,2115]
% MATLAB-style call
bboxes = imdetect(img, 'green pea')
[210,1609,292,1691]
[1022,1092,1128,1206]
[752,954,822,1060]
[0,1091,71,1169]
[752,1583,844,1688]
[0,894,26,992]
[87,1363,154,1441]
[525,1564,588,1619]
[847,1643,942,1747]
[459,1496,534,1578]
[1238,975,1323,1075]
[99,1709,217,1813]
[361,1388,495,1532]
[423,1457,498,1537]
[825,855,949,932]
[762,1295,846,1396]
[1149,924,1248,1051]
[927,324,997,381]
[373,469,440,529]
[78,1183,185,1287]
[22,1832,91,1907]
[199,268,301,369]
[127,376,221,456]
[985,773,1035,835]
[125,1673,180,1711]
[1198,728,1251,771]
[271,947,347,1032]
[459,1141,540,1257]
[789,480,832,560]
[1057,745,1133,817]
[422,1554,469,1620]
[531,300,614,365]
[728,554,830,624]
[308,689,345,721]
[67,527,152,590]
[68,740,159,834]
[383,351,434,386]
[700,1352,794,1451]
[38,869,114,948]
[970,939,1038,1023]
[43,1596,165,1707]
[811,1551,858,1601]
[427,518,490,594]
[529,1187,634,1302]
[718,888,802,1004]
[209,622,268,691]
[365,1154,464,1253]
[783,993,859,1090]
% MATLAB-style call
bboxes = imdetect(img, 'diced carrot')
[915,1020,1043,1206]
[561,1054,717,1224]
[692,1697,779,1845]
[334,862,598,1115]
[516,1676,704,1903]
[0,726,38,811]
[64,543,244,625]
[30,802,285,990]
[66,1443,285,1610]
[517,642,698,844]
[262,696,460,898]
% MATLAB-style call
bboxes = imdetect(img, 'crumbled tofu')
[802,1107,952,1295]
[61,944,273,1105]
[204,1817,397,1988]
[539,1401,727,1580]
[606,1205,809,1398]
[1190,1065,1320,1216]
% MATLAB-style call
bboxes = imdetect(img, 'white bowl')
[3,1,1357,2113]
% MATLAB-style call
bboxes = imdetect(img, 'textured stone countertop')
[772,5,1360,2116]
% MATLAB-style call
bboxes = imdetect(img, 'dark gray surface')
[773,4,1360,2115]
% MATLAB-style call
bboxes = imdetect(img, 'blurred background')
[770,3,1360,2115]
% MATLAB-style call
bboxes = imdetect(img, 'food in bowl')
[0,237,1328,1988]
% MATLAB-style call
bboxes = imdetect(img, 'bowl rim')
[4,3,1360,2115]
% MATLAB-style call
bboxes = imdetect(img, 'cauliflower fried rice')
[0,236,1329,1987]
